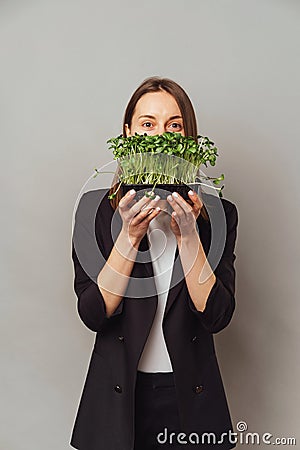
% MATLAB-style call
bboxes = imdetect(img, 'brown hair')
[108,76,209,221]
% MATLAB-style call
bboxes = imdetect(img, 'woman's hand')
[167,190,203,241]
[118,190,161,249]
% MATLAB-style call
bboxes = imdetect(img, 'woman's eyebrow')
[168,115,182,120]
[138,115,156,120]
[137,114,183,120]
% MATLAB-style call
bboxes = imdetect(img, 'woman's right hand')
[118,190,161,248]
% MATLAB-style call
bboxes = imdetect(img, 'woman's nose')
[157,124,166,135]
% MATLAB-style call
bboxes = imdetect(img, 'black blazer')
[70,188,238,450]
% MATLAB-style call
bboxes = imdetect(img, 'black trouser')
[134,370,182,449]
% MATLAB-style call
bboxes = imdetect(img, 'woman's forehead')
[134,91,181,117]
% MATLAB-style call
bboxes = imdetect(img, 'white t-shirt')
[137,211,177,373]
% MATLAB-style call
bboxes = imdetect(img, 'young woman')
[70,77,239,450]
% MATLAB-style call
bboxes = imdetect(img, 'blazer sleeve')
[71,191,124,333]
[188,201,239,334]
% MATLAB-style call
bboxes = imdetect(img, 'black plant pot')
[121,183,200,204]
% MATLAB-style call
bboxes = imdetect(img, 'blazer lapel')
[139,234,185,319]
[164,245,185,318]
[138,234,155,279]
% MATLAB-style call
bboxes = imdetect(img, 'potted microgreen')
[94,132,225,205]
[94,132,224,211]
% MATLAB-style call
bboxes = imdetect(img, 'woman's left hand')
[167,190,203,240]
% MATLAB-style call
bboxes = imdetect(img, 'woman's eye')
[169,123,182,130]
[142,122,153,128]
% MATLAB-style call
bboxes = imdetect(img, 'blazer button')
[114,385,122,394]
[118,336,124,342]
[191,336,197,342]
[194,385,204,394]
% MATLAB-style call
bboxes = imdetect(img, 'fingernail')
[188,190,194,195]
[167,195,173,202]
[172,192,178,198]
[129,189,136,195]
[154,195,160,201]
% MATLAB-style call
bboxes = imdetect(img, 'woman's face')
[125,91,185,137]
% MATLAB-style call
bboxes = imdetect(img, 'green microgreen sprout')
[94,132,225,199]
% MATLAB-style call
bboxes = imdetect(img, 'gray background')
[1,0,299,449]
